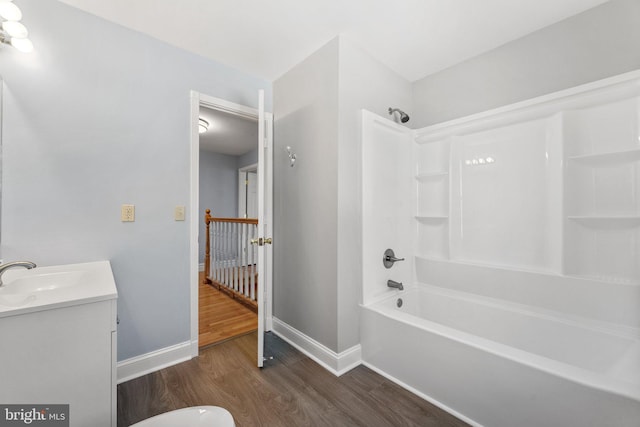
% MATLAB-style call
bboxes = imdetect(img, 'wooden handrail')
[204,209,259,285]
[210,217,259,224]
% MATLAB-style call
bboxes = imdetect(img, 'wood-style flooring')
[199,272,257,348]
[118,332,470,427]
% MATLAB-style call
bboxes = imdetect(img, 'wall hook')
[285,146,297,167]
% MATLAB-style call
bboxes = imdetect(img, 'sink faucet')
[387,279,404,291]
[0,261,37,286]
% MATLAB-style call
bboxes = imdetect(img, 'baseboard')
[117,341,193,384]
[271,317,361,376]
[361,361,481,427]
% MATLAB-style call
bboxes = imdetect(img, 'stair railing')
[204,209,259,309]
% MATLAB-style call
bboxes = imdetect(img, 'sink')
[0,271,83,307]
[0,261,117,316]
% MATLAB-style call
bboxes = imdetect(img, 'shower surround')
[360,71,640,426]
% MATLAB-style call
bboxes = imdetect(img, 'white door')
[256,90,273,367]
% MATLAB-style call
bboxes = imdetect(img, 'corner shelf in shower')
[567,148,640,165]
[567,215,640,223]
[564,273,639,286]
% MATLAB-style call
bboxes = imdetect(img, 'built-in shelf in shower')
[567,148,640,165]
[567,215,640,223]
[564,274,638,286]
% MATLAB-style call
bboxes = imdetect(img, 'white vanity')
[0,261,118,427]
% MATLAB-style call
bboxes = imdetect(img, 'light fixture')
[0,1,34,53]
[10,36,32,52]
[0,2,22,21]
[198,118,209,134]
[2,20,26,38]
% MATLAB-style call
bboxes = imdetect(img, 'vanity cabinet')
[0,261,117,427]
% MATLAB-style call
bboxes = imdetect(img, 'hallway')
[199,272,257,348]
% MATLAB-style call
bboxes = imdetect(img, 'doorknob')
[250,237,273,246]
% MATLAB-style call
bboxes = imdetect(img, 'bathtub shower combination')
[360,71,640,427]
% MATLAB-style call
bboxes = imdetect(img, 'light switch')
[175,205,185,221]
[121,204,135,222]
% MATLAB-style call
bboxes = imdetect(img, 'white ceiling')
[58,0,610,82]
[199,106,257,156]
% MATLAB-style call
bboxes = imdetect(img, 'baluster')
[234,222,239,292]
[228,222,233,290]
[225,222,230,289]
[250,223,256,301]
[220,222,227,285]
[213,221,217,283]
[216,221,221,283]
[242,222,248,297]
[236,223,242,292]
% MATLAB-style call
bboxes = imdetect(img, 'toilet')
[130,406,235,427]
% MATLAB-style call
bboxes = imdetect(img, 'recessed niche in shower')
[563,97,639,157]
[416,176,448,217]
[415,138,449,176]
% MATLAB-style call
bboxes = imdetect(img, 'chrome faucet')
[387,279,404,291]
[0,261,37,286]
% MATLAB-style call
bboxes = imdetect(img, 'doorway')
[198,106,258,348]
[189,92,273,366]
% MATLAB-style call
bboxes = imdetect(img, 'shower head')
[388,107,410,123]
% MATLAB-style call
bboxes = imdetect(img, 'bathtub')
[360,285,640,427]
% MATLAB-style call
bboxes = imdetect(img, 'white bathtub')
[360,285,640,427]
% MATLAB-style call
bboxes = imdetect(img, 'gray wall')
[238,147,258,169]
[0,0,271,361]
[274,38,340,350]
[198,151,239,263]
[412,0,640,127]
[273,37,412,353]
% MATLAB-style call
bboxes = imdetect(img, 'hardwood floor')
[118,332,470,427]
[199,272,257,348]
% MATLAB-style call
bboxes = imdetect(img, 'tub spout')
[387,279,403,291]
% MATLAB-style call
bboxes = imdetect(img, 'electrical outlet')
[121,204,135,222]
[175,205,185,221]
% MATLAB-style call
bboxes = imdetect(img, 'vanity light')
[0,1,22,21]
[2,20,26,38]
[198,118,210,134]
[9,36,32,52]
[0,1,34,53]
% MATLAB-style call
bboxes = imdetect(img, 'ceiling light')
[0,1,22,21]
[2,20,27,38]
[199,118,209,134]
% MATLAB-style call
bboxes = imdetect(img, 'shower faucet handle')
[383,249,405,269]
